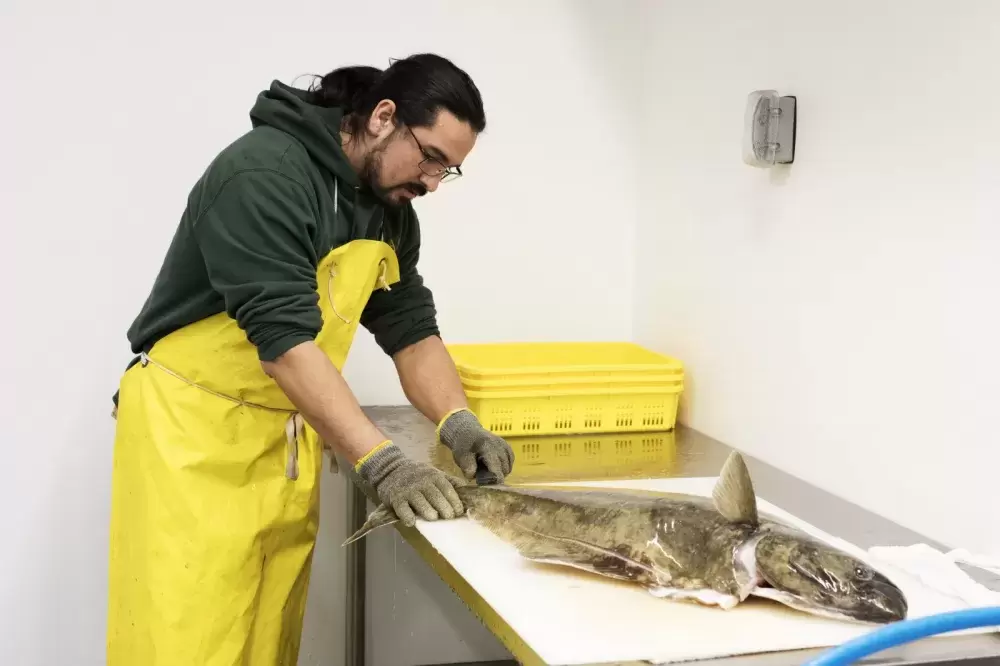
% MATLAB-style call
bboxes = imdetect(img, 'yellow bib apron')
[107,239,400,665]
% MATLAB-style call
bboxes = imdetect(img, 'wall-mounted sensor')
[742,90,796,167]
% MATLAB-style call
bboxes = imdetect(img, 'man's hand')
[438,409,515,482]
[355,441,466,526]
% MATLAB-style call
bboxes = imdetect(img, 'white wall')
[1,1,639,664]
[633,0,1000,555]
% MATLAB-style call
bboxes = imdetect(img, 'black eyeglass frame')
[406,125,463,183]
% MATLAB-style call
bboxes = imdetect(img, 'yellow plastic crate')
[431,430,678,483]
[457,372,683,390]
[447,341,684,383]
[459,376,684,392]
[464,384,682,436]
[448,341,684,436]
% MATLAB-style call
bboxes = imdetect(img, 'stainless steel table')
[343,406,1000,666]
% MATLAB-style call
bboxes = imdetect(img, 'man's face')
[361,104,477,207]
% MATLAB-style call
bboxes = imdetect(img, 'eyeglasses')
[406,126,463,183]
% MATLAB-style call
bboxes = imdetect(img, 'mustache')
[402,182,427,197]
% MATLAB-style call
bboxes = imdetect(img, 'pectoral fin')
[711,451,759,526]
[508,525,660,584]
[342,503,398,546]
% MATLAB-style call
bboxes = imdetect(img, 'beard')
[360,134,428,208]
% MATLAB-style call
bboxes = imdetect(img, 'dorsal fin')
[711,451,759,526]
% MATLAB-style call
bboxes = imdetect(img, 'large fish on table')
[345,451,908,624]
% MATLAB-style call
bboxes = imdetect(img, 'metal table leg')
[345,473,370,666]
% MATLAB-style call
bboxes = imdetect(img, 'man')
[107,53,515,665]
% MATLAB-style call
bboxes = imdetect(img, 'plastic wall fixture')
[742,89,797,167]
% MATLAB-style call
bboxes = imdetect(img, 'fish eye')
[854,566,873,580]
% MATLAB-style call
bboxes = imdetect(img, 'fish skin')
[344,451,908,624]
[453,485,757,605]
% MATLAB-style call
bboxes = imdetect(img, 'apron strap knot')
[376,259,391,292]
[286,418,339,476]
[285,413,304,480]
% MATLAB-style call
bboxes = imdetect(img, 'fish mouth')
[750,585,857,621]
[848,579,908,624]
[750,579,907,624]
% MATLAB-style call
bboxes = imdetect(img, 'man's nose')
[420,173,441,193]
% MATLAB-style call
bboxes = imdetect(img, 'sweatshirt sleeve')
[360,207,440,357]
[192,168,322,362]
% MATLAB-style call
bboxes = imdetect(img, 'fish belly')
[648,586,740,609]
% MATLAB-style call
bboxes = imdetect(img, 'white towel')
[868,544,1000,609]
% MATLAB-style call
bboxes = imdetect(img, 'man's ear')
[367,99,398,139]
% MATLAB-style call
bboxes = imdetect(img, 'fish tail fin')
[342,503,398,546]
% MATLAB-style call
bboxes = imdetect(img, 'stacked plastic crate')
[445,342,684,481]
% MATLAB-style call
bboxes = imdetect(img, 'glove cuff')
[354,440,402,485]
[438,408,483,449]
[436,407,473,432]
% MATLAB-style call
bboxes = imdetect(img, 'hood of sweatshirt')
[248,80,361,189]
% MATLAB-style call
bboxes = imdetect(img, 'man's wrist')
[436,407,473,436]
[354,439,394,471]
[438,408,485,449]
[354,440,404,485]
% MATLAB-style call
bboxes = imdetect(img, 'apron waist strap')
[120,352,336,479]
[139,352,293,413]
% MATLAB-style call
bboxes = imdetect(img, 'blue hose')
[802,606,1000,665]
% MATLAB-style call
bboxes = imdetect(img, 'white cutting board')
[415,476,994,665]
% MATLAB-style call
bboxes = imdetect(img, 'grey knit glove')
[356,442,465,527]
[438,409,515,483]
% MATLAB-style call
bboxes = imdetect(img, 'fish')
[344,451,908,624]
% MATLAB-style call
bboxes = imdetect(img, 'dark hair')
[308,53,486,137]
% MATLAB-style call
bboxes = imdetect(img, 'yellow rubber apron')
[107,238,400,666]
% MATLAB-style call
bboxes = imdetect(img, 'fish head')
[752,531,907,624]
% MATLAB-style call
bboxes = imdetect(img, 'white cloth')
[868,544,1000,608]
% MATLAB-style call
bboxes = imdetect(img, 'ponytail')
[308,65,382,112]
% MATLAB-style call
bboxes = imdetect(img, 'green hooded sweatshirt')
[124,80,438,372]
